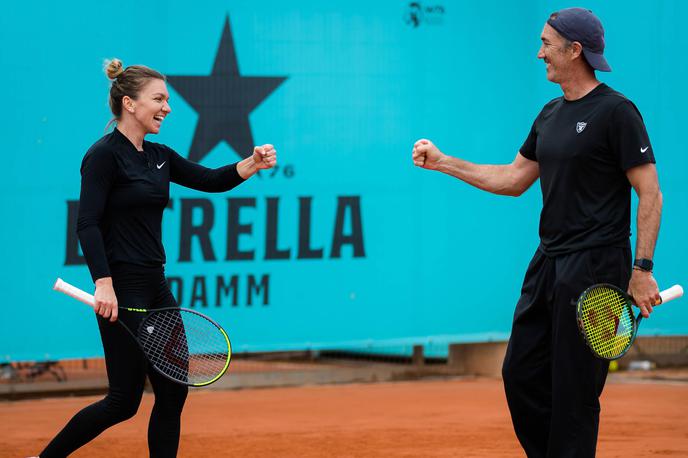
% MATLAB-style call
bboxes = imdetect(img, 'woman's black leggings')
[40,264,188,458]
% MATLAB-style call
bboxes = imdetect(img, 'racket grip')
[53,278,96,308]
[659,284,684,304]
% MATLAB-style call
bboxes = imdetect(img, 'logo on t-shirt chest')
[576,121,587,134]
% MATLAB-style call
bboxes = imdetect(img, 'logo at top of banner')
[404,2,445,28]
[167,16,287,162]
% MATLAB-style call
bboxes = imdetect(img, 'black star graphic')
[167,16,287,161]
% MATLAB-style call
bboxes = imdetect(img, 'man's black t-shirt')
[520,83,655,256]
[77,128,245,281]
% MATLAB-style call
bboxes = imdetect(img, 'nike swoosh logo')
[640,147,649,153]
[156,161,166,169]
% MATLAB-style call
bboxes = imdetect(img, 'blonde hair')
[103,58,165,130]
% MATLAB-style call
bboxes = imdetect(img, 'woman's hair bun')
[104,58,124,80]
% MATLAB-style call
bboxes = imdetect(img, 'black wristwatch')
[633,258,654,272]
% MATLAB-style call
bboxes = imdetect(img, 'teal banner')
[1,1,686,361]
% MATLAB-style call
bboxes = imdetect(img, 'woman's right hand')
[412,139,446,170]
[94,277,118,322]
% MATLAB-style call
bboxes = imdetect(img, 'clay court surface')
[2,377,687,458]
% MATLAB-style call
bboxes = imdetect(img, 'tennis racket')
[576,283,683,360]
[53,278,231,387]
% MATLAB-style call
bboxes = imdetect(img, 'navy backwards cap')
[547,7,611,72]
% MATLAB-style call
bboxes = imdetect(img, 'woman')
[35,59,277,457]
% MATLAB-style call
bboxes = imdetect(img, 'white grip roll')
[659,284,684,304]
[53,278,96,308]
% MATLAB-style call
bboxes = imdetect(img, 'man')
[412,7,662,457]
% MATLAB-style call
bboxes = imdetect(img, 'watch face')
[634,259,653,271]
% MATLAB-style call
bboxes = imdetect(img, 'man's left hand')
[628,269,661,318]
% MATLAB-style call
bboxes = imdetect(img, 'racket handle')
[659,284,684,304]
[53,278,96,308]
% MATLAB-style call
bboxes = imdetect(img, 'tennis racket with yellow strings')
[576,283,683,360]
[53,278,232,386]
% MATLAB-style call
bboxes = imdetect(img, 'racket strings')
[138,310,230,385]
[580,287,635,359]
